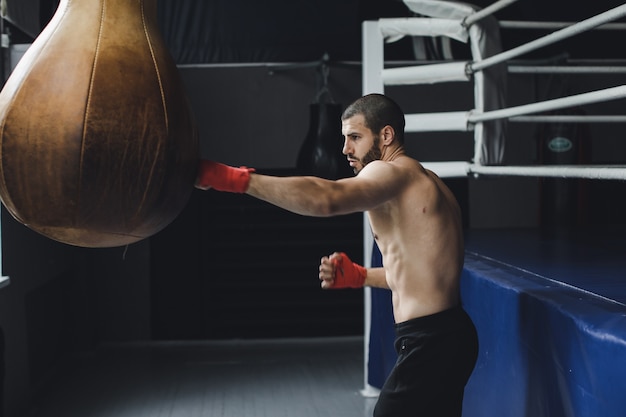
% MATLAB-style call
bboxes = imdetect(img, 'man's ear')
[381,125,395,145]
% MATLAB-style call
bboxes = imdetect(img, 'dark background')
[7,0,626,63]
[1,1,626,417]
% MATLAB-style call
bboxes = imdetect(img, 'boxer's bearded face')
[341,114,382,175]
[348,137,381,174]
[358,138,382,170]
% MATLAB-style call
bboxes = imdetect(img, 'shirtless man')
[196,93,478,417]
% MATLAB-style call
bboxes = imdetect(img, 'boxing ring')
[361,2,626,416]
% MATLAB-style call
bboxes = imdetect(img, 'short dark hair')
[341,94,405,144]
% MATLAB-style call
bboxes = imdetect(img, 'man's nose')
[341,138,350,155]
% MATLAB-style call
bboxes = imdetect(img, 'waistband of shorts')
[394,304,466,334]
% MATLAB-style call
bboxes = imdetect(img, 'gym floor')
[24,336,376,417]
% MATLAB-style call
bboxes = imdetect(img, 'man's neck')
[381,144,405,162]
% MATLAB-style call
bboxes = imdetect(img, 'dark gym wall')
[0,207,152,417]
[156,0,626,64]
[1,1,626,416]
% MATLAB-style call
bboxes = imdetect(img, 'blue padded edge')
[462,252,626,417]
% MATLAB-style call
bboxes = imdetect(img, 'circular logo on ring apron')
[548,136,573,153]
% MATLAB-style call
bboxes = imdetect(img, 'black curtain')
[157,0,361,64]
[156,0,417,64]
[4,0,39,38]
[11,0,626,63]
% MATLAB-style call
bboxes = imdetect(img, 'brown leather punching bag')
[0,0,199,248]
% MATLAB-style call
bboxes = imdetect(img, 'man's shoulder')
[360,157,420,181]
[385,155,422,171]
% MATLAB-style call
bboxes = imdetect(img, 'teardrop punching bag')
[0,0,199,248]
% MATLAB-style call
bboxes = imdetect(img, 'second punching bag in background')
[0,0,199,248]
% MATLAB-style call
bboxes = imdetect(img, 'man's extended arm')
[196,159,404,218]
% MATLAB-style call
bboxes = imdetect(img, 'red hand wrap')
[196,160,255,193]
[331,252,366,289]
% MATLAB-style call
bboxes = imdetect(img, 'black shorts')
[373,305,478,417]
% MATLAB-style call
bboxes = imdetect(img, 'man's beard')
[352,140,382,174]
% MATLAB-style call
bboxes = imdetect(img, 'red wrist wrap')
[196,160,255,193]
[331,252,366,289]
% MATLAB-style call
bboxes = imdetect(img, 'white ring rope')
[511,115,626,123]
[382,61,470,85]
[403,85,626,133]
[500,21,626,31]
[508,65,626,74]
[366,2,626,181]
[405,111,470,132]
[421,162,626,180]
[381,63,626,86]
[470,164,626,180]
[378,5,626,86]
[461,0,517,27]
[470,4,626,73]
[469,85,626,124]
[382,63,626,86]
[462,0,520,28]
